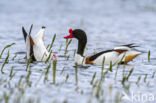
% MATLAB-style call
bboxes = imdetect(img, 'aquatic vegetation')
[0,43,15,59]
[53,60,57,84]
[90,72,96,85]
[48,34,56,52]
[75,63,78,85]
[64,39,72,55]
[0,36,155,103]
[1,50,10,74]
[148,50,151,62]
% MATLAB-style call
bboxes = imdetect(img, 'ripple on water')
[0,0,156,103]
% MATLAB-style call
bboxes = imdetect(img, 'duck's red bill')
[64,29,74,39]
[64,34,74,39]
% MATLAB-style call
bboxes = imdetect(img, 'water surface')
[0,0,156,103]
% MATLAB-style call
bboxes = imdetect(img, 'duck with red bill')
[63,28,142,65]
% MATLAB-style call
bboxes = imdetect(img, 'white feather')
[93,51,119,65]
[114,46,131,51]
[75,54,85,64]
[26,36,30,59]
[33,28,52,61]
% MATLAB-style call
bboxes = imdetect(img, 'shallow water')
[0,0,156,103]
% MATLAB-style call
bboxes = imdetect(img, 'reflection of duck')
[64,29,141,65]
[22,25,57,62]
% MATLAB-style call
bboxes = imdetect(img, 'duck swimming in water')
[64,29,141,65]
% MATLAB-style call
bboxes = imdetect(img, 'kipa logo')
[122,91,155,103]
[131,92,155,102]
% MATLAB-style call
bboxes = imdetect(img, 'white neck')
[75,54,85,65]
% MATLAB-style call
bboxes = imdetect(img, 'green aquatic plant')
[53,60,57,84]
[59,44,62,51]
[118,53,126,65]
[95,80,102,99]
[66,55,70,60]
[148,50,150,62]
[46,44,50,49]
[152,72,155,78]
[35,72,44,87]
[45,50,53,63]
[65,74,69,82]
[122,65,126,77]
[136,76,141,85]
[26,68,32,86]
[90,72,96,85]
[9,66,15,80]
[144,74,148,83]
[12,54,17,60]
[115,54,126,80]
[101,57,105,81]
[121,68,134,85]
[1,50,10,74]
[60,67,65,75]
[73,49,76,57]
[48,34,56,52]
[114,91,121,103]
[114,67,119,80]
[126,68,134,80]
[75,63,78,85]
[65,39,72,55]
[18,75,24,87]
[3,91,10,103]
[44,64,51,82]
[0,43,15,59]
[109,61,113,72]
[26,58,31,71]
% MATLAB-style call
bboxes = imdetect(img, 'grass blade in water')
[26,68,32,86]
[59,44,63,52]
[53,60,57,84]
[109,61,113,72]
[65,74,69,82]
[75,63,78,85]
[1,50,10,74]
[144,74,148,83]
[26,58,31,71]
[136,76,141,85]
[0,43,15,59]
[9,66,15,80]
[48,34,56,52]
[44,64,51,82]
[148,50,150,62]
[126,68,134,80]
[65,39,72,55]
[45,51,53,63]
[90,72,96,85]
[101,57,105,80]
[3,91,9,103]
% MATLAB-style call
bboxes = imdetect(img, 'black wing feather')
[121,43,139,48]
[89,50,113,61]
[22,26,36,62]
[22,27,28,42]
[29,24,33,35]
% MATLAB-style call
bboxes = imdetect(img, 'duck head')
[64,29,87,41]
[64,29,87,56]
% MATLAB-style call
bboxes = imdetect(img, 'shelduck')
[22,25,57,62]
[64,29,141,65]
